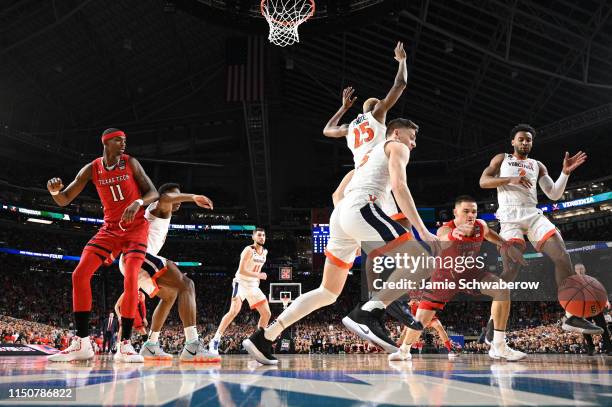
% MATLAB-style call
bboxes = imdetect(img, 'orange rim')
[261,0,315,27]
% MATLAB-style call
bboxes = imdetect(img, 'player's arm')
[479,153,531,189]
[386,141,438,245]
[371,41,407,124]
[121,157,160,223]
[537,151,587,201]
[46,163,92,207]
[323,87,357,138]
[483,222,526,265]
[157,192,213,215]
[114,294,123,320]
[332,169,354,206]
[237,247,267,280]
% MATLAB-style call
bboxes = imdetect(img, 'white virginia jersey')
[346,112,387,168]
[497,154,539,206]
[234,245,267,288]
[144,202,171,256]
[344,140,395,202]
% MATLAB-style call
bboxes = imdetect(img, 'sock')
[213,333,221,341]
[489,315,493,321]
[444,340,451,352]
[74,311,90,338]
[184,326,198,343]
[400,344,410,353]
[566,311,573,318]
[493,329,505,344]
[148,331,160,343]
[361,300,385,312]
[264,286,338,341]
[121,317,134,341]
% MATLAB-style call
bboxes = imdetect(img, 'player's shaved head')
[363,98,379,113]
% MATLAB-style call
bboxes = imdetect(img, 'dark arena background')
[1,1,611,406]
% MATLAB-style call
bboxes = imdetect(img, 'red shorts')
[420,267,495,311]
[83,217,149,263]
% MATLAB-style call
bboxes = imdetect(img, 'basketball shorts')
[324,195,413,269]
[378,191,406,221]
[119,252,168,298]
[83,217,149,263]
[232,279,267,309]
[420,267,495,311]
[496,206,558,251]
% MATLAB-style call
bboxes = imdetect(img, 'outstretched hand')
[342,87,357,110]
[562,151,587,175]
[193,195,214,210]
[394,41,406,61]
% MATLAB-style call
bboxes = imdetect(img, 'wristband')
[135,199,144,206]
[50,190,60,196]
[448,231,458,241]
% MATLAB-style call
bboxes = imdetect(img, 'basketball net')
[281,297,290,310]
[261,0,315,47]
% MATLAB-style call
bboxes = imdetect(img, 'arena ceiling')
[1,0,611,213]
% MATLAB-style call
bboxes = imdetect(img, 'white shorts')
[324,195,412,268]
[119,252,168,298]
[378,192,406,221]
[496,206,558,251]
[231,279,267,309]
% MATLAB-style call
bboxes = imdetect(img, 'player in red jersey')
[115,291,148,345]
[389,195,528,362]
[47,128,159,363]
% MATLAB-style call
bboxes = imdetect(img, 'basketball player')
[209,228,271,356]
[479,124,602,335]
[324,41,421,336]
[243,118,439,364]
[47,128,159,362]
[389,195,528,361]
[115,291,148,344]
[118,182,219,362]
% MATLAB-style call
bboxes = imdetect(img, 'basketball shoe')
[243,328,278,365]
[562,315,603,335]
[140,341,173,361]
[488,342,527,361]
[47,336,94,362]
[114,340,144,363]
[180,339,221,363]
[342,305,398,353]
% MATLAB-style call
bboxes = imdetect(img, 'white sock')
[184,326,198,343]
[361,300,385,312]
[565,311,573,318]
[213,333,221,341]
[400,344,410,353]
[493,330,505,344]
[489,315,493,321]
[264,286,338,341]
[148,331,160,343]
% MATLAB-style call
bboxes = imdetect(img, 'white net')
[261,0,315,47]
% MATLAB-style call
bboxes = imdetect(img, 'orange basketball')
[558,275,608,318]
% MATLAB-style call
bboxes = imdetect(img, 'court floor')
[0,354,610,406]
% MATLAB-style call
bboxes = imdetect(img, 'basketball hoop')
[261,0,315,47]
[281,297,290,309]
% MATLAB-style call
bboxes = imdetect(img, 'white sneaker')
[114,340,144,363]
[140,341,173,361]
[181,339,221,363]
[209,338,220,356]
[489,342,527,361]
[47,337,94,362]
[388,348,412,361]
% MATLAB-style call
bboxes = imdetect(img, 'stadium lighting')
[26,218,52,225]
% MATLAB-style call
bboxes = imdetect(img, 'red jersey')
[91,154,144,225]
[441,220,486,259]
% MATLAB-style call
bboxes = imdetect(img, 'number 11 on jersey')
[109,185,125,202]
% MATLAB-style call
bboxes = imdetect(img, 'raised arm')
[371,41,407,124]
[538,151,586,201]
[46,163,92,207]
[156,192,213,216]
[121,157,160,224]
[323,87,357,138]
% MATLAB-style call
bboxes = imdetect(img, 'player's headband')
[101,130,126,143]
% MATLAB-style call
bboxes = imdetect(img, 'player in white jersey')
[243,119,440,364]
[209,228,271,356]
[118,182,221,362]
[479,124,602,335]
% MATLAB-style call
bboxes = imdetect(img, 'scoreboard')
[312,223,330,254]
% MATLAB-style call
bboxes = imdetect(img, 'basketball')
[558,275,608,318]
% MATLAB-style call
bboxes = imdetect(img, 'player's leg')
[249,291,271,329]
[140,286,176,360]
[479,273,526,361]
[532,221,603,334]
[212,289,243,341]
[390,306,437,361]
[243,259,347,365]
[49,244,107,362]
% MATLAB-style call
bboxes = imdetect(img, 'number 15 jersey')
[346,112,387,168]
[91,154,144,225]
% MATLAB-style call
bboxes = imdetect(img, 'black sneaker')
[385,301,424,331]
[342,304,398,353]
[561,316,604,335]
[242,328,278,365]
[485,318,494,345]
